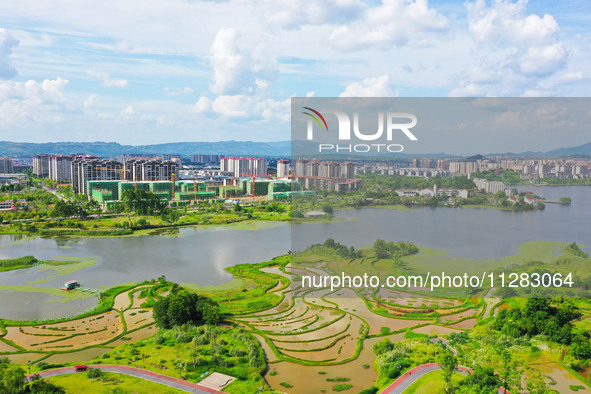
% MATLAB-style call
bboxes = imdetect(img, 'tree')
[121,189,166,215]
[200,301,221,325]
[0,362,25,393]
[373,239,391,259]
[153,289,221,328]
[153,297,171,329]
[460,365,501,393]
[321,203,333,215]
[499,349,521,393]
[28,379,66,393]
[437,351,457,393]
[525,367,552,393]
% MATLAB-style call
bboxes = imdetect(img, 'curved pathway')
[28,364,226,394]
[380,363,508,394]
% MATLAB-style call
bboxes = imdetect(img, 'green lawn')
[405,370,464,394]
[46,371,184,393]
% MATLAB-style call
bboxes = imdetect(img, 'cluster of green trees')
[538,177,591,185]
[372,338,412,380]
[0,359,64,393]
[51,200,88,218]
[493,299,586,348]
[372,239,419,259]
[305,238,361,258]
[153,290,221,329]
[565,242,589,258]
[436,348,549,394]
[120,189,167,215]
[358,173,476,196]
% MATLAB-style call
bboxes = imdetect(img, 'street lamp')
[28,360,31,374]
[179,362,183,379]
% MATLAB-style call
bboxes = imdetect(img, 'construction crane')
[172,173,175,200]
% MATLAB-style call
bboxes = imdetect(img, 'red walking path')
[27,364,226,394]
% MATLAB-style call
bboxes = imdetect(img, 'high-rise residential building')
[33,154,50,177]
[420,159,432,168]
[293,159,355,179]
[193,154,224,164]
[49,155,75,182]
[140,160,179,181]
[0,158,14,174]
[163,154,182,161]
[220,158,268,177]
[449,161,479,175]
[277,159,290,178]
[412,158,419,168]
[71,159,124,194]
[124,159,179,182]
[319,161,340,178]
[340,162,355,178]
[118,154,158,163]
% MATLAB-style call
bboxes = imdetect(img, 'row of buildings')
[473,178,507,194]
[291,159,361,192]
[220,157,268,178]
[86,178,312,208]
[395,184,469,199]
[33,155,181,194]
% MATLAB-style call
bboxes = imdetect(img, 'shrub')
[229,348,246,357]
[386,367,401,379]
[358,388,378,394]
[87,368,103,379]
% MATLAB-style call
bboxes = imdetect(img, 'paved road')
[28,364,226,394]
[380,363,508,394]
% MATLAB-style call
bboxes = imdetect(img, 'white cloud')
[467,0,559,46]
[194,96,212,113]
[122,105,134,116]
[210,28,256,94]
[194,93,290,121]
[0,77,69,125]
[113,39,134,53]
[518,43,567,76]
[558,71,584,84]
[339,75,397,97]
[84,94,96,110]
[328,0,451,51]
[165,86,194,96]
[452,0,569,96]
[256,0,366,30]
[207,28,276,97]
[0,28,19,79]
[87,70,129,88]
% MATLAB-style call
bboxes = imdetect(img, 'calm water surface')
[0,186,588,320]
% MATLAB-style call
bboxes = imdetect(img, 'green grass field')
[404,370,465,394]
[46,371,184,393]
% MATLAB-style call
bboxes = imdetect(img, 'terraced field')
[0,283,168,364]
[233,264,485,364]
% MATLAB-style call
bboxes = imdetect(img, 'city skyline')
[1,0,591,145]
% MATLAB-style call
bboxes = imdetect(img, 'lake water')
[0,186,589,320]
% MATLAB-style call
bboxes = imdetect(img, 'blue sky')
[0,0,590,144]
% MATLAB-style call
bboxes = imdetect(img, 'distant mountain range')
[0,141,291,158]
[490,141,591,158]
[0,140,590,158]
